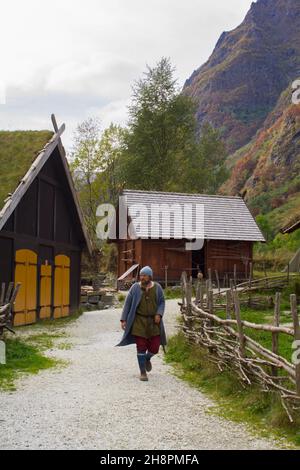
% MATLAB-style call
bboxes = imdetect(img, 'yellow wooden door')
[14,249,37,326]
[54,254,70,318]
[40,263,52,319]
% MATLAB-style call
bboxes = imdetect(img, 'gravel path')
[0,299,280,450]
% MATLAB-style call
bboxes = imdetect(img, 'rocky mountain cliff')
[183,0,300,233]
[184,0,300,153]
[220,86,300,231]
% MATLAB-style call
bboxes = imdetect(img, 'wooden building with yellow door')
[0,116,92,326]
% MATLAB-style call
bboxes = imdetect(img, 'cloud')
[0,0,254,149]
[45,56,138,99]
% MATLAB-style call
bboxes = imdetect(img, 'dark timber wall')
[0,147,85,326]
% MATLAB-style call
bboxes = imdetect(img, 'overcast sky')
[0,0,254,148]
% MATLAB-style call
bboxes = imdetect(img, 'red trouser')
[134,335,161,355]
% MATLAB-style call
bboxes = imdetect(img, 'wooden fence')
[206,263,296,296]
[180,272,300,421]
[0,283,21,338]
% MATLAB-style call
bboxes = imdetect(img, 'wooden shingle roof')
[122,189,265,242]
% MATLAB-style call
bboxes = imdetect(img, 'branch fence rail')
[179,271,300,422]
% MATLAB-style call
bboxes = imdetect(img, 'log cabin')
[0,116,92,326]
[111,189,265,285]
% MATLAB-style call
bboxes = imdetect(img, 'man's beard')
[141,278,151,288]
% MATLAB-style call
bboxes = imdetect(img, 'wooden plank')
[10,283,21,304]
[4,282,14,304]
[117,263,139,281]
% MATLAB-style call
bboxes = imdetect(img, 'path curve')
[0,300,279,450]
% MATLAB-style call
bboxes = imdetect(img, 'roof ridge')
[123,189,242,200]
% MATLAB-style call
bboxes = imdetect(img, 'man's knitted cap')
[139,266,153,277]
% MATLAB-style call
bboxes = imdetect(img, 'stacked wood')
[81,285,94,295]
[180,272,300,422]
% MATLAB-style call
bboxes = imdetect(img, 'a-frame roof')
[0,115,92,254]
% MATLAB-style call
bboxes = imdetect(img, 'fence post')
[181,272,187,308]
[249,262,253,285]
[206,280,210,310]
[233,290,246,358]
[226,290,231,320]
[263,262,269,288]
[199,282,204,308]
[164,266,168,289]
[230,286,236,319]
[186,276,193,313]
[272,292,281,376]
[196,278,201,304]
[234,264,237,288]
[208,289,214,328]
[291,294,300,396]
[208,268,212,290]
[209,289,214,316]
[215,270,220,299]
[248,262,253,307]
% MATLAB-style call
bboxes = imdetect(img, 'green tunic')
[131,283,160,338]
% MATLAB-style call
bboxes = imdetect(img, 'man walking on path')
[116,266,166,381]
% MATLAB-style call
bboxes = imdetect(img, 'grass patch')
[15,308,84,334]
[165,333,300,447]
[217,305,294,362]
[164,287,182,299]
[118,293,126,303]
[0,337,60,391]
[0,130,53,209]
[0,310,82,391]
[56,342,72,350]
[215,277,300,362]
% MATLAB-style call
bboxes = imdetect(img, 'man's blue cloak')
[116,282,167,347]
